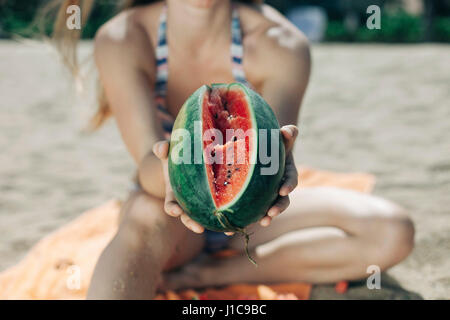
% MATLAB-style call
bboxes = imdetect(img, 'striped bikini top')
[154,5,250,139]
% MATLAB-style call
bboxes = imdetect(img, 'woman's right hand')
[152,141,205,234]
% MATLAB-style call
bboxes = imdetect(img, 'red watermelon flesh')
[202,87,254,208]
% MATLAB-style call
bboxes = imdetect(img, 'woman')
[52,0,414,299]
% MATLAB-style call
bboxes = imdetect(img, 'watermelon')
[168,83,285,246]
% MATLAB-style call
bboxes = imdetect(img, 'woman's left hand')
[225,125,299,235]
[259,124,299,227]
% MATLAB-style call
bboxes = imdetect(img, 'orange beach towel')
[0,166,375,300]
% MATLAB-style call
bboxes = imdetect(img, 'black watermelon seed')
[232,136,237,141]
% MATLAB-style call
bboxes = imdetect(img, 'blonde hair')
[44,0,263,129]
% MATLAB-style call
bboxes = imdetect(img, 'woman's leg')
[87,190,204,299]
[165,187,414,289]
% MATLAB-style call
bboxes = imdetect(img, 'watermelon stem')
[215,211,258,267]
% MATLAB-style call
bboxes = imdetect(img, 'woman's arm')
[258,29,311,126]
[94,17,165,199]
[252,24,311,226]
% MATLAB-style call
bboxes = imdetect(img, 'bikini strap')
[155,6,169,96]
[154,6,174,137]
[230,5,249,85]
[155,5,249,91]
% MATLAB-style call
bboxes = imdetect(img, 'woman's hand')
[224,125,298,236]
[153,124,298,234]
[224,125,299,235]
[153,141,205,234]
[259,125,299,227]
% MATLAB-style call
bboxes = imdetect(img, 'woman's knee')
[121,191,166,226]
[116,191,199,256]
[117,192,170,248]
[385,207,415,262]
[365,205,415,269]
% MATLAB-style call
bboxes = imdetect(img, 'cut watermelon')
[202,85,253,209]
[168,83,285,235]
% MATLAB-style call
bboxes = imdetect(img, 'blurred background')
[0,0,449,299]
[1,0,450,42]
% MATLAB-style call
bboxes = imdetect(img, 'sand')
[0,41,449,299]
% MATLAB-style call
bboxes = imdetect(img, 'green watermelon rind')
[168,83,285,231]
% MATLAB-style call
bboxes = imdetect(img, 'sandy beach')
[0,41,449,299]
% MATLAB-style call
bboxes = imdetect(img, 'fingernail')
[158,142,165,155]
[285,127,294,137]
[193,225,203,233]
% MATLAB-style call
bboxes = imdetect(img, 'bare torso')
[87,1,413,299]
[95,1,310,142]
